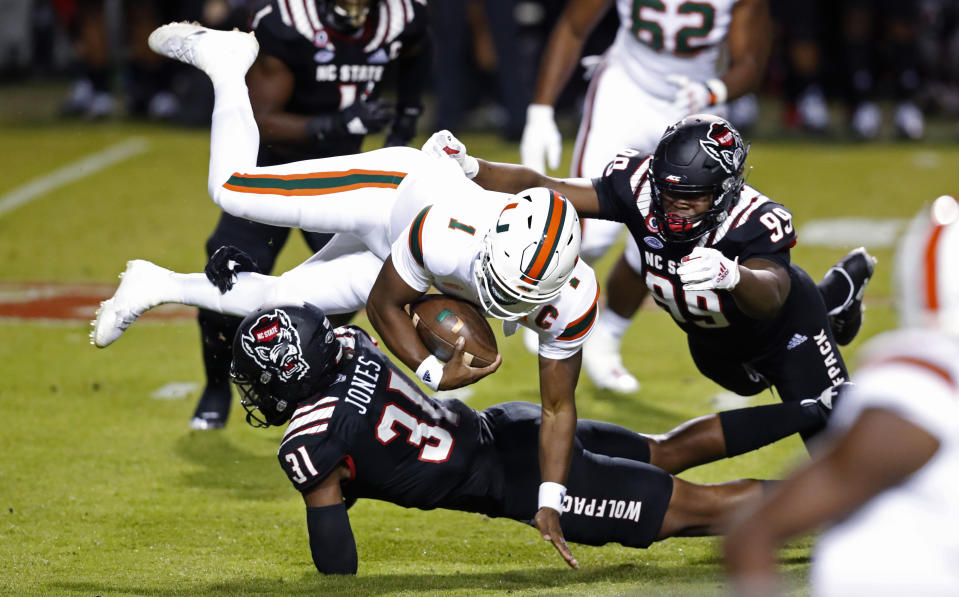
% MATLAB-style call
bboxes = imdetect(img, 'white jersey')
[391,198,600,361]
[574,0,738,259]
[608,0,737,100]
[811,328,959,597]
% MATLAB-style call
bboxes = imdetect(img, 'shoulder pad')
[708,187,796,254]
[365,0,424,51]
[598,150,653,215]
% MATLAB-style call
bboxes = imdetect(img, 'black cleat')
[190,385,232,430]
[827,247,877,346]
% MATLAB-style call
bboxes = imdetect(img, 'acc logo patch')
[643,236,664,249]
[240,309,311,383]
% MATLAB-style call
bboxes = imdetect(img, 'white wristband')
[415,354,443,391]
[538,481,567,514]
[705,78,728,105]
[526,103,555,122]
[461,154,479,179]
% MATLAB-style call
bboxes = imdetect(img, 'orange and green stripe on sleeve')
[408,205,433,267]
[557,286,599,341]
[223,169,406,196]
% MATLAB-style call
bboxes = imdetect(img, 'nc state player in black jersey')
[229,303,841,573]
[422,118,875,449]
[191,0,431,430]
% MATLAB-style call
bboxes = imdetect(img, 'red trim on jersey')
[924,222,945,311]
[571,62,607,177]
[342,455,356,480]
[729,196,761,229]
[864,356,956,390]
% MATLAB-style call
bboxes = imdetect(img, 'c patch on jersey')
[645,213,659,234]
[240,309,310,383]
[700,122,744,174]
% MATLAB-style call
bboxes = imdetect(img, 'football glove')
[421,130,479,179]
[341,99,394,135]
[307,100,395,140]
[205,245,261,294]
[520,104,562,174]
[667,75,728,115]
[384,105,422,147]
[677,246,740,291]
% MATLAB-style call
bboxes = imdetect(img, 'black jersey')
[592,151,802,357]
[279,327,675,548]
[276,326,504,515]
[250,0,429,161]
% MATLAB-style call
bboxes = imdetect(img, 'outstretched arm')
[472,159,603,218]
[724,408,940,596]
[533,351,581,570]
[303,465,357,574]
[421,130,604,217]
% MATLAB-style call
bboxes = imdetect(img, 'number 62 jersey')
[593,150,803,355]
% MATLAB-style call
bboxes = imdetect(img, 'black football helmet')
[230,303,342,428]
[318,0,372,33]
[648,114,748,242]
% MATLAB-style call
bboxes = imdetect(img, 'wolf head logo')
[239,309,310,383]
[699,122,744,174]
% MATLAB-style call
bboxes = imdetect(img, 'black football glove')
[340,99,394,136]
[205,245,261,294]
[306,100,395,140]
[384,105,423,147]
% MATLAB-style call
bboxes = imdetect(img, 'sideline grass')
[0,122,951,595]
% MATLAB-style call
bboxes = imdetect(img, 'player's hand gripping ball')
[409,295,498,367]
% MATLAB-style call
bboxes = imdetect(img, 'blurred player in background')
[724,195,959,597]
[430,121,874,449]
[191,0,430,430]
[227,302,843,573]
[518,0,772,392]
[842,0,924,140]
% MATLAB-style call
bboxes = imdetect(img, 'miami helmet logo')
[699,122,744,174]
[240,309,310,383]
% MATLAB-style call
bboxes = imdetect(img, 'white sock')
[596,307,632,341]
[174,272,271,316]
[207,79,259,196]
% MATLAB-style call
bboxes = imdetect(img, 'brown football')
[409,295,498,368]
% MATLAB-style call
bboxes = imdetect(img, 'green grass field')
[1,103,956,596]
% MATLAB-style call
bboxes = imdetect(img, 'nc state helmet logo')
[240,309,310,383]
[700,122,744,174]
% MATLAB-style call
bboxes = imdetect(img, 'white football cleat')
[581,325,640,394]
[148,22,258,81]
[90,260,171,348]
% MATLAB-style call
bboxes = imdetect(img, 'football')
[409,295,498,368]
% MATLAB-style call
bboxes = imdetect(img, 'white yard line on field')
[0,137,150,218]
